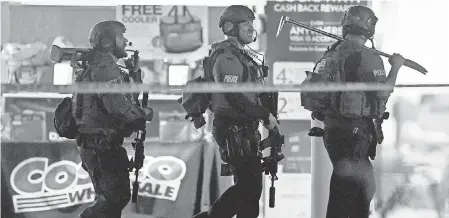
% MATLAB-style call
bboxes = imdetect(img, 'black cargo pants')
[323,118,376,218]
[194,118,263,218]
[76,134,130,218]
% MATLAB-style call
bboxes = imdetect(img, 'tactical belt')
[214,114,259,127]
[324,116,372,127]
[76,129,124,152]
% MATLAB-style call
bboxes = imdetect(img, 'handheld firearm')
[259,92,285,208]
[126,50,150,203]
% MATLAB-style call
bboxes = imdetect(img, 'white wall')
[377,0,449,85]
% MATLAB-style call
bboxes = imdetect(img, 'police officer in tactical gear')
[304,6,405,218]
[193,5,278,218]
[74,20,153,218]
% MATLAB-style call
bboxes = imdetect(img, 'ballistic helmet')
[219,5,255,35]
[341,5,378,38]
[88,21,126,50]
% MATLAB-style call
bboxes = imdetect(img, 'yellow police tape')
[1,82,448,94]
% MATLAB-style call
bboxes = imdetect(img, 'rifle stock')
[50,44,135,69]
[50,45,92,63]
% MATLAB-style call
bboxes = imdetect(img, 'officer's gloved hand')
[374,119,384,144]
[192,116,206,129]
[377,133,384,144]
[308,127,324,137]
[127,119,146,131]
[264,113,279,130]
[311,111,325,121]
[125,52,140,72]
[142,107,154,121]
[388,53,405,69]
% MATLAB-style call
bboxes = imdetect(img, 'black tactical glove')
[125,119,146,133]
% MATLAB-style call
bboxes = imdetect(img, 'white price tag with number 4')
[277,92,311,120]
[273,62,315,85]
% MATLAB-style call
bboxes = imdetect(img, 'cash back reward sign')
[266,0,368,63]
[117,5,209,61]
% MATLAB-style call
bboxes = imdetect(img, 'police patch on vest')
[315,59,327,72]
[373,69,386,76]
[108,78,123,84]
[223,75,239,83]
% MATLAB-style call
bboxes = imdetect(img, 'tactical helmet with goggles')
[219,5,255,36]
[341,5,378,39]
[88,20,126,50]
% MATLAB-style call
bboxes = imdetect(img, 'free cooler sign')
[117,5,209,61]
[7,154,186,213]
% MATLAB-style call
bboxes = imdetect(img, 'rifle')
[126,50,149,203]
[259,92,285,208]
